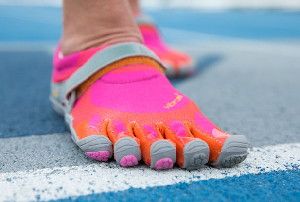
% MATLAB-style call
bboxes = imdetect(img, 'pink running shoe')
[50,42,249,170]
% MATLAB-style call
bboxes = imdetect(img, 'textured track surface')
[57,170,300,202]
[0,6,300,201]
[1,143,299,201]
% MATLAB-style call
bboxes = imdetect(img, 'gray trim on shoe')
[75,135,112,153]
[50,42,164,115]
[50,42,166,161]
[183,139,209,170]
[150,140,176,169]
[50,42,171,163]
[114,137,141,164]
[211,135,250,168]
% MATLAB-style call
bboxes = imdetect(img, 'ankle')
[128,0,141,17]
[61,32,142,56]
[61,0,142,55]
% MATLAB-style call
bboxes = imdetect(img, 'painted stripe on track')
[1,143,299,201]
[58,170,300,202]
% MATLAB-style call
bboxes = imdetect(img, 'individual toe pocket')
[114,137,141,167]
[133,123,175,169]
[183,139,209,170]
[78,135,112,161]
[210,135,250,168]
[107,120,141,167]
[164,121,209,169]
[191,116,250,167]
[150,140,176,170]
[71,115,113,162]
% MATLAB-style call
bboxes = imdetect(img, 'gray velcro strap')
[61,42,163,106]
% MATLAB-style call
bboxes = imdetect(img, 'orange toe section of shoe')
[68,55,232,168]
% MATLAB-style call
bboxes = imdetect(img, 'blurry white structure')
[0,0,300,9]
[142,0,300,9]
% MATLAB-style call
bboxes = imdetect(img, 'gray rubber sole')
[74,135,112,154]
[183,139,210,170]
[114,137,141,164]
[211,135,250,168]
[150,140,176,169]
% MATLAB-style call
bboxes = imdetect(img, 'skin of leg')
[128,0,141,16]
[62,0,142,55]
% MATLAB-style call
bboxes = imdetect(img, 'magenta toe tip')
[120,155,138,167]
[155,158,174,170]
[85,151,110,161]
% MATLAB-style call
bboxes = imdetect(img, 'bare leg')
[128,0,141,16]
[61,0,142,55]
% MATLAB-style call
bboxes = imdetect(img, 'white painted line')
[1,143,299,201]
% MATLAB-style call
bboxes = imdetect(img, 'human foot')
[137,16,194,77]
[50,42,249,170]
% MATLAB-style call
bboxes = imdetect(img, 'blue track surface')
[0,5,299,201]
[150,10,300,39]
[56,170,300,202]
[0,6,61,41]
[1,6,300,42]
[0,51,66,137]
[1,6,300,138]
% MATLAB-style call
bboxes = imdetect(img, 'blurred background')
[1,1,300,201]
[0,0,300,141]
[0,1,299,138]
[1,0,300,42]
